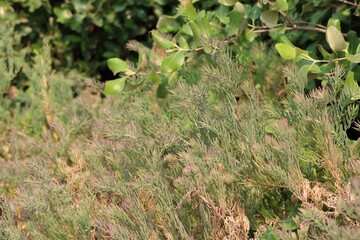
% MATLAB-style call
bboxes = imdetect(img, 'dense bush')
[105,0,360,93]
[104,0,360,138]
[0,0,179,77]
[1,46,359,239]
[0,0,359,239]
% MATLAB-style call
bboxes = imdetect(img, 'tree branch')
[254,25,360,39]
[337,0,358,6]
[254,25,327,35]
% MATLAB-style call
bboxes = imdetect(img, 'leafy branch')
[104,0,360,97]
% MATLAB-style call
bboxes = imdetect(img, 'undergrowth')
[0,9,360,238]
[1,37,359,239]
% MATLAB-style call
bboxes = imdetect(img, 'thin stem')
[337,0,357,6]
[250,23,284,29]
[292,25,327,34]
[252,21,327,30]
[255,24,338,38]
[279,10,295,27]
[293,21,327,29]
[254,26,327,35]
[302,55,347,63]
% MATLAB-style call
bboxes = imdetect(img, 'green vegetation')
[0,0,359,239]
[104,0,360,97]
[0,0,178,76]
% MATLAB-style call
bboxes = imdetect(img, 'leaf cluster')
[0,0,179,76]
[104,0,360,97]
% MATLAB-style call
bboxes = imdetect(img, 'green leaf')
[157,78,169,98]
[249,5,262,22]
[184,4,198,20]
[54,7,73,24]
[287,0,297,10]
[216,4,230,18]
[161,51,185,73]
[198,12,211,35]
[269,25,286,40]
[245,29,256,42]
[280,218,298,231]
[151,31,174,50]
[300,64,321,75]
[279,36,295,47]
[104,77,127,95]
[168,72,179,87]
[91,16,104,27]
[107,58,129,76]
[320,63,335,74]
[348,30,359,54]
[326,26,346,52]
[215,6,230,24]
[345,71,360,101]
[218,0,238,6]
[147,69,162,84]
[327,18,341,31]
[273,0,288,11]
[234,2,245,17]
[294,47,309,62]
[178,36,190,49]
[259,202,278,220]
[217,15,230,24]
[345,53,360,63]
[317,44,334,59]
[181,23,193,36]
[345,71,355,87]
[227,10,242,36]
[260,11,279,28]
[69,15,85,32]
[275,43,295,60]
[301,3,313,15]
[294,47,308,58]
[156,16,179,33]
[189,21,201,47]
[147,70,161,84]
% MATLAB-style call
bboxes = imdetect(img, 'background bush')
[1,0,180,77]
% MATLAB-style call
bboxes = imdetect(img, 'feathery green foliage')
[1,45,359,238]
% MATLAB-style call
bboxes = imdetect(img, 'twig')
[337,0,358,6]
[292,25,328,34]
[292,21,327,29]
[278,10,295,27]
[254,25,360,40]
[254,26,327,35]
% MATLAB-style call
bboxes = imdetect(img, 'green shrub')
[0,0,179,77]
[105,0,360,95]
[1,45,359,239]
[0,1,360,239]
[104,0,359,139]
